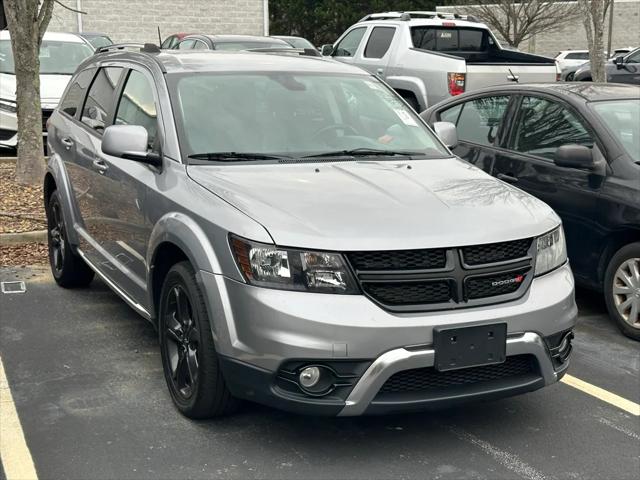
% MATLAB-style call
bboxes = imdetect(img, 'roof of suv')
[90,49,368,75]
[444,82,640,104]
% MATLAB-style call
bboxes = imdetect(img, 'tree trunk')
[579,0,609,83]
[4,0,52,185]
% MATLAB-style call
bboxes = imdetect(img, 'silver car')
[45,46,577,418]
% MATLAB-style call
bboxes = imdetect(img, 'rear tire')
[604,243,640,340]
[159,261,238,418]
[46,190,94,288]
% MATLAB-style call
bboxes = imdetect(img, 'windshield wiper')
[187,152,290,162]
[302,148,425,159]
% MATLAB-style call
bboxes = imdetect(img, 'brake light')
[447,72,466,96]
[442,21,456,27]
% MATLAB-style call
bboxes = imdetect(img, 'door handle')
[92,159,109,174]
[497,173,518,184]
[60,137,74,150]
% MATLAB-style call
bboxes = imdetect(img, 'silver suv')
[45,46,577,418]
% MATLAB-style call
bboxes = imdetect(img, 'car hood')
[187,158,560,251]
[0,73,71,107]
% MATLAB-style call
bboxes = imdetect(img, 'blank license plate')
[434,323,507,372]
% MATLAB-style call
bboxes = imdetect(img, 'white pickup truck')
[322,11,559,111]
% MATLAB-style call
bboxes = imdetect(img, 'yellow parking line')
[561,374,640,416]
[0,356,38,480]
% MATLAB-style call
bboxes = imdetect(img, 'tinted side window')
[81,67,123,133]
[565,52,589,60]
[364,27,395,59]
[192,40,209,50]
[177,39,195,50]
[115,70,158,148]
[627,50,640,63]
[455,96,510,146]
[513,96,593,159]
[439,103,462,124]
[59,67,95,117]
[412,27,489,52]
[334,27,366,57]
[161,35,175,49]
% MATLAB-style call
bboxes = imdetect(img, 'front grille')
[42,109,53,132]
[462,239,532,266]
[347,249,446,271]
[379,355,537,394]
[465,269,529,299]
[363,281,452,305]
[346,238,534,311]
[0,128,16,141]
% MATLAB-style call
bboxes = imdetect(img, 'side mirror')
[554,144,594,169]
[321,44,334,56]
[102,125,161,167]
[614,55,625,69]
[433,121,458,149]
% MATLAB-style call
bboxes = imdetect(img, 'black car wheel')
[46,190,94,288]
[159,261,238,418]
[604,243,640,340]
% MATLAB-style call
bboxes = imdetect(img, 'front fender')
[385,76,429,111]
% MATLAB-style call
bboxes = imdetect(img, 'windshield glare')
[0,39,93,75]
[591,100,640,162]
[170,73,448,160]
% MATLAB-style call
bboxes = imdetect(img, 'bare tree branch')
[450,0,582,48]
[52,0,87,15]
[37,1,55,44]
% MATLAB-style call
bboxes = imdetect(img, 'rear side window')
[115,70,158,149]
[513,96,593,159]
[59,67,95,117]
[453,96,510,146]
[334,27,366,57]
[177,39,195,50]
[192,40,209,50]
[364,27,396,59]
[411,27,491,52]
[81,67,123,133]
[565,52,589,60]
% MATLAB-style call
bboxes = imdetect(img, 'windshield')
[591,100,640,162]
[85,36,112,49]
[214,41,292,51]
[0,39,93,74]
[169,72,449,160]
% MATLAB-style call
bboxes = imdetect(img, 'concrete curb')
[0,230,47,246]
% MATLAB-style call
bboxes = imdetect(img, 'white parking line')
[0,356,38,480]
[449,427,546,480]
[561,374,640,416]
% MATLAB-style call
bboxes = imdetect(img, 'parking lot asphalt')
[1,266,639,480]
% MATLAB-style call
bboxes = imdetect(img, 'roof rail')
[94,43,161,54]
[245,47,321,57]
[359,11,480,23]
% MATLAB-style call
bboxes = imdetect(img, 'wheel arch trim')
[45,154,81,246]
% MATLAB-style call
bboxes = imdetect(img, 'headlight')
[230,235,359,294]
[535,226,567,276]
[0,98,17,113]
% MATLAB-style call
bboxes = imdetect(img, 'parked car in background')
[45,47,576,418]
[322,11,558,111]
[555,50,589,81]
[77,32,113,50]
[0,31,93,150]
[610,47,635,59]
[422,83,640,339]
[271,35,316,50]
[575,48,640,84]
[160,32,194,49]
[173,34,292,51]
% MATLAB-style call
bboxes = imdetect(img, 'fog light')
[299,366,321,388]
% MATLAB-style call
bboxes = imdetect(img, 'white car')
[0,31,94,149]
[555,50,590,73]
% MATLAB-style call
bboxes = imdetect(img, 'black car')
[422,83,640,339]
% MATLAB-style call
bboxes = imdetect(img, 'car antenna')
[508,68,519,83]
[157,26,162,47]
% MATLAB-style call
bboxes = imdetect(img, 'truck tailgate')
[465,64,557,91]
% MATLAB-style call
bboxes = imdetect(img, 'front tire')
[46,190,94,288]
[159,261,238,418]
[604,243,640,340]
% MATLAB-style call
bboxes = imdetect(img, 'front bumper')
[201,263,577,415]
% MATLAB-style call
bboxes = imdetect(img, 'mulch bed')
[0,163,48,266]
